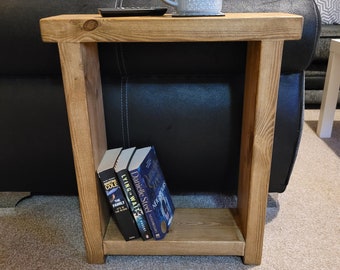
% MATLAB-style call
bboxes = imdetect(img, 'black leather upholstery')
[0,0,320,194]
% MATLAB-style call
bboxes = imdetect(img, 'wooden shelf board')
[103,208,245,256]
[40,13,303,43]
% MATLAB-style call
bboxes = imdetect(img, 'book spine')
[98,169,140,241]
[117,170,152,240]
[130,168,165,240]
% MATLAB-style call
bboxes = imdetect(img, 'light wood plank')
[237,40,284,265]
[317,39,340,138]
[40,13,303,43]
[104,208,245,256]
[58,42,108,263]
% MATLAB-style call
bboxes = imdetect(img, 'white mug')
[161,0,223,16]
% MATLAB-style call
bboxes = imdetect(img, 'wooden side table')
[40,13,303,265]
[317,39,340,138]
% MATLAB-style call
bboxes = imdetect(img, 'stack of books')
[97,146,175,241]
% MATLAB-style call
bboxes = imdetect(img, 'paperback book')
[128,146,175,240]
[97,148,140,241]
[114,147,153,240]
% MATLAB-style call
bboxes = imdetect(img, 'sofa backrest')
[0,0,321,194]
[0,0,320,76]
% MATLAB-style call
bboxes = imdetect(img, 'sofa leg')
[0,192,31,208]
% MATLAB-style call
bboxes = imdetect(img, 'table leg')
[238,40,284,265]
[317,40,340,138]
[58,42,108,263]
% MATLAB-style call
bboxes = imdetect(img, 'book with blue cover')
[97,148,140,241]
[128,146,175,240]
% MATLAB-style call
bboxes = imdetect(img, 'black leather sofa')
[306,24,340,106]
[305,0,340,106]
[0,0,320,195]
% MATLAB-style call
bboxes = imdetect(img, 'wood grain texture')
[104,208,245,256]
[40,13,303,43]
[237,40,284,264]
[40,13,304,265]
[58,42,108,263]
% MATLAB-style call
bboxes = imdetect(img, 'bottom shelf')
[103,208,245,256]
